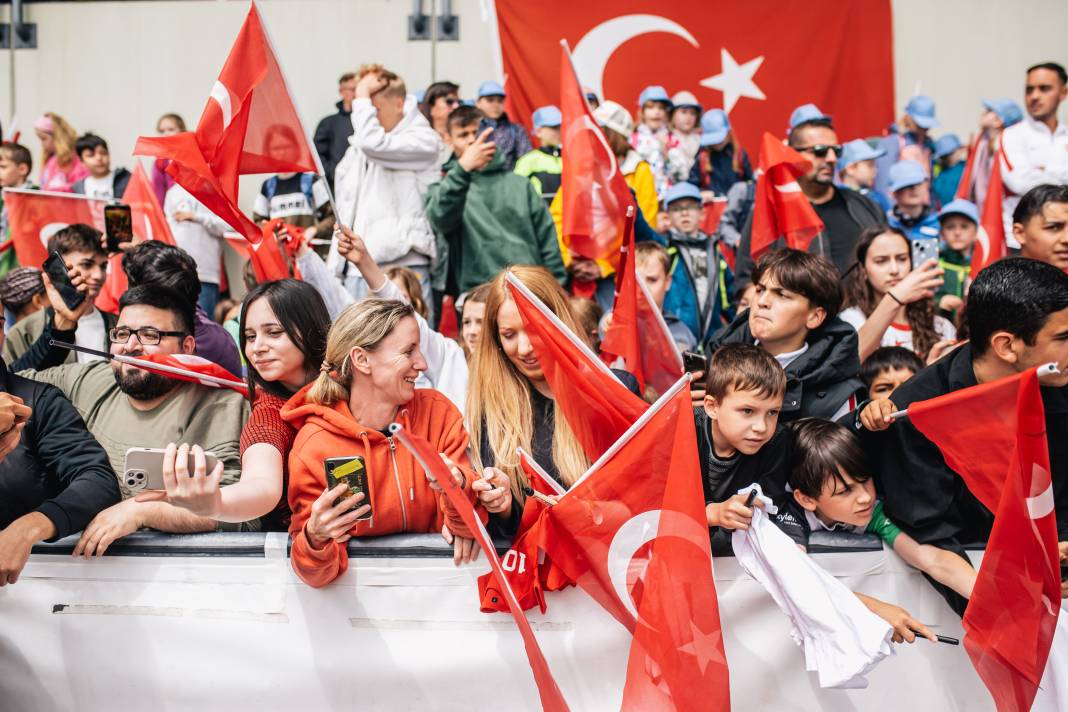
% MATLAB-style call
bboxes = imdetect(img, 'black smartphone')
[104,203,133,253]
[325,455,371,520]
[42,251,86,311]
[682,351,707,392]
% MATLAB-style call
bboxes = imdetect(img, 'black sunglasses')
[793,143,843,158]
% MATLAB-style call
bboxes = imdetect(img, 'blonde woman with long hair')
[281,298,481,587]
[467,266,639,535]
[34,112,88,192]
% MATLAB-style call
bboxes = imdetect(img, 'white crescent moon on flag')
[1027,464,1055,520]
[606,509,711,621]
[210,81,234,130]
[775,181,802,194]
[573,15,699,100]
[975,226,991,265]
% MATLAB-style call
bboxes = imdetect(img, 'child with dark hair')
[1012,183,1068,271]
[425,105,564,296]
[710,249,866,421]
[860,346,924,400]
[71,133,131,199]
[695,343,803,551]
[0,267,46,328]
[0,142,37,275]
[787,418,975,595]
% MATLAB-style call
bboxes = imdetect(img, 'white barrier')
[0,533,993,711]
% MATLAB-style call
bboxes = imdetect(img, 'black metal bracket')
[0,23,37,50]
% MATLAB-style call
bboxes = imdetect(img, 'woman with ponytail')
[282,298,481,588]
[840,227,957,363]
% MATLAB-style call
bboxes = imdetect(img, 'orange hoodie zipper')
[387,436,409,532]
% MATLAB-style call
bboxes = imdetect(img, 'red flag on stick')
[955,135,980,201]
[224,220,293,282]
[541,376,730,710]
[700,197,728,236]
[600,208,685,398]
[390,424,571,712]
[134,2,318,244]
[907,365,1061,712]
[749,132,824,260]
[504,271,647,461]
[971,142,1011,279]
[124,163,175,246]
[2,189,105,267]
[559,40,634,268]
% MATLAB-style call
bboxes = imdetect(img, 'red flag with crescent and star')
[134,1,318,244]
[491,1,893,150]
[539,376,730,710]
[907,366,1061,712]
[970,141,1011,279]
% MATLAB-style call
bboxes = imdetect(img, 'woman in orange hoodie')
[282,298,485,588]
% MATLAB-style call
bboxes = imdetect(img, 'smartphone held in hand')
[325,455,372,520]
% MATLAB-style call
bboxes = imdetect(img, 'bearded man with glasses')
[16,284,250,556]
[735,104,886,293]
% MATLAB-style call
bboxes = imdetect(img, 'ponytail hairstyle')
[843,226,940,358]
[307,298,415,406]
[467,266,591,502]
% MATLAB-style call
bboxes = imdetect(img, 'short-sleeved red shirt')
[240,390,296,530]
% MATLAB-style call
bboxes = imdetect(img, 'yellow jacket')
[550,151,659,277]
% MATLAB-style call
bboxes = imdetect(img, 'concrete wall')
[1,0,1065,193]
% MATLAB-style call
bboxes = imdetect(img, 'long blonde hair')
[40,112,78,169]
[467,266,590,501]
[307,298,414,406]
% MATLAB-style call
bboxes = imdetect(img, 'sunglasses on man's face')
[793,144,843,159]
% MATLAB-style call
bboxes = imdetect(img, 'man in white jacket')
[329,64,444,320]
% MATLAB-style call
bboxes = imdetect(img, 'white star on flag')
[677,621,727,674]
[700,48,766,114]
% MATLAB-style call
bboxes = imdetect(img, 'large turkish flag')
[493,1,894,150]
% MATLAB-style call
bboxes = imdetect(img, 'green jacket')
[425,152,565,294]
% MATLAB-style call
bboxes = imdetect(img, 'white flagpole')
[888,362,1060,422]
[516,447,567,497]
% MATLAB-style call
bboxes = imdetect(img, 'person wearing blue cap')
[632,85,676,202]
[887,160,940,264]
[474,80,532,171]
[648,181,735,346]
[1001,62,1068,249]
[686,109,753,200]
[934,199,979,320]
[931,134,967,209]
[838,139,891,213]
[872,96,939,197]
[514,106,562,205]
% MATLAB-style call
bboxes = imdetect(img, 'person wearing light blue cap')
[838,138,891,213]
[474,79,531,171]
[651,181,735,345]
[872,95,939,197]
[932,134,967,208]
[514,106,562,204]
[935,198,980,317]
[633,85,675,201]
[887,160,941,262]
[686,109,753,198]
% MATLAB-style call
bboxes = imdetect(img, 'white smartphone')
[123,447,219,491]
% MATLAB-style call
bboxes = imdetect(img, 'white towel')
[1031,602,1068,712]
[732,484,896,689]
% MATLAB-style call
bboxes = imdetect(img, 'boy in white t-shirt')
[71,134,130,200]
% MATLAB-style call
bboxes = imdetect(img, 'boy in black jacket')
[696,343,804,552]
[710,249,866,421]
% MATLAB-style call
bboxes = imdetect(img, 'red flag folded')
[600,210,684,398]
[391,425,570,712]
[124,163,175,246]
[224,220,293,283]
[749,132,824,260]
[134,2,318,244]
[971,142,1011,279]
[2,189,105,267]
[478,449,572,615]
[541,377,730,710]
[955,135,980,201]
[908,367,1061,712]
[559,40,635,268]
[700,197,728,236]
[119,352,249,396]
[504,271,647,461]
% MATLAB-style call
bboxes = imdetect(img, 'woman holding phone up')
[281,298,482,588]
[140,279,331,532]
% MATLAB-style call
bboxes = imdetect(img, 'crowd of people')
[0,59,1066,647]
